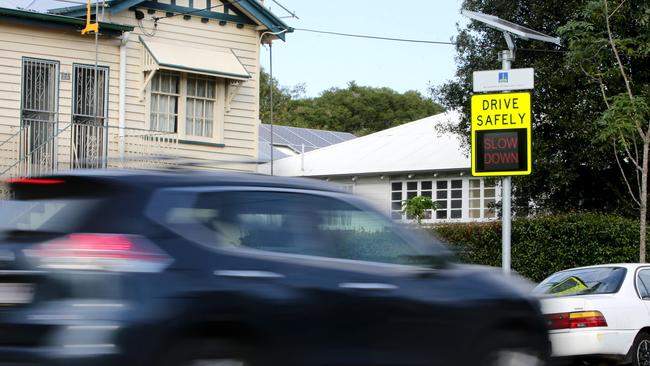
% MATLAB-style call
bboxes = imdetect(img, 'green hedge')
[429,213,642,282]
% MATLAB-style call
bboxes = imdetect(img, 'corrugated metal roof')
[260,111,469,176]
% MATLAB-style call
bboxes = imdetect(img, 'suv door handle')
[339,282,398,290]
[214,270,285,279]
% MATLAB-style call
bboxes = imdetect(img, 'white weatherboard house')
[262,111,500,224]
[0,1,289,180]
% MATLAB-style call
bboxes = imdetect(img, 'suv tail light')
[24,234,172,273]
[546,311,608,330]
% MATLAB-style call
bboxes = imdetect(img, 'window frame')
[636,267,650,300]
[147,71,225,143]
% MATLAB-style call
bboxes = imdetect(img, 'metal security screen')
[20,58,59,174]
[72,64,109,168]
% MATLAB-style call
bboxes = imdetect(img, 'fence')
[0,120,178,193]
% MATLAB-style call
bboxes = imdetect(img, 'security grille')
[20,58,59,174]
[71,64,109,168]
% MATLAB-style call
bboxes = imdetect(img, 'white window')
[150,72,180,133]
[469,179,497,220]
[186,76,216,137]
[149,72,220,140]
[435,179,462,220]
[390,177,498,222]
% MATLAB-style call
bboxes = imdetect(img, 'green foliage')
[260,70,443,136]
[430,213,641,282]
[433,0,635,217]
[559,0,650,150]
[402,196,440,225]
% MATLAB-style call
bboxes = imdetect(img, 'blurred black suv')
[0,170,549,366]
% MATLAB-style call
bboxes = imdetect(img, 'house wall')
[109,5,261,164]
[328,176,391,215]
[0,4,263,174]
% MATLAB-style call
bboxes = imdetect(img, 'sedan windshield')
[532,267,627,297]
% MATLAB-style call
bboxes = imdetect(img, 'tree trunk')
[641,140,649,263]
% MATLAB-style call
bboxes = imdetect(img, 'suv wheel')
[160,340,249,366]
[476,331,548,366]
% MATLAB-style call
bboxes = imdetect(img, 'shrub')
[403,196,440,224]
[429,212,641,282]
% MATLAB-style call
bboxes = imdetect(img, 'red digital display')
[474,129,528,173]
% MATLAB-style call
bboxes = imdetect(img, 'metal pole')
[269,42,274,176]
[500,48,513,276]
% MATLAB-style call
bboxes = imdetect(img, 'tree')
[559,0,650,262]
[259,70,443,135]
[432,0,635,217]
[403,196,440,225]
[259,68,305,125]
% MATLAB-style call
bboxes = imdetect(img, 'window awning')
[140,38,251,81]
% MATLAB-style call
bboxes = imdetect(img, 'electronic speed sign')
[471,92,532,176]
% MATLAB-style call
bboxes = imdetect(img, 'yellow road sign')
[471,92,532,176]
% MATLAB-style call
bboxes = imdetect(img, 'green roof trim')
[0,6,134,34]
[49,0,290,40]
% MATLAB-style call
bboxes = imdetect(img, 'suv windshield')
[532,267,627,297]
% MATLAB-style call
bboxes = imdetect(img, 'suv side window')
[638,269,650,299]
[194,191,334,257]
[156,189,429,264]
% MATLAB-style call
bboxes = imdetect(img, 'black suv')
[0,170,549,366]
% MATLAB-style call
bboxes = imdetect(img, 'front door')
[20,58,59,175]
[71,64,108,169]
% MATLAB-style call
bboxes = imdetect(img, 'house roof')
[263,111,470,177]
[0,6,134,35]
[49,0,291,40]
[258,124,356,162]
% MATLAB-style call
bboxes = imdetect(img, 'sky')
[260,0,464,97]
[1,0,465,98]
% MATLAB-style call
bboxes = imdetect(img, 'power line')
[292,27,455,45]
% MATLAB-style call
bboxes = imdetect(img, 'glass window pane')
[437,191,447,199]
[436,211,447,219]
[437,181,448,189]
[451,180,462,189]
[470,198,481,209]
[407,182,417,191]
[470,179,480,188]
[391,202,402,210]
[437,201,447,209]
[469,210,481,219]
[407,192,417,199]
[391,182,402,191]
[421,181,432,190]
[421,191,432,198]
[470,189,481,199]
[484,188,496,198]
[451,190,462,199]
[451,200,462,209]
[451,210,462,219]
[391,192,402,201]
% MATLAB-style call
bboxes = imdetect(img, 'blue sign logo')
[498,72,509,83]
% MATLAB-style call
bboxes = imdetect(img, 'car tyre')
[476,331,549,366]
[631,332,650,366]
[159,339,250,366]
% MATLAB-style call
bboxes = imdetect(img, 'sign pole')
[500,49,514,276]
